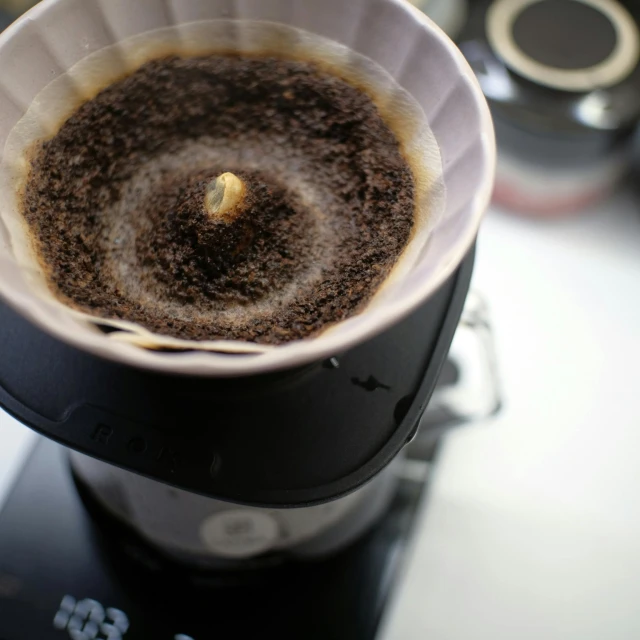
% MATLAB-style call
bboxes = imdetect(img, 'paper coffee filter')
[0,20,443,353]
[0,0,495,377]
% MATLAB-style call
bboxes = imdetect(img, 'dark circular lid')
[458,0,640,135]
[512,0,617,71]
[487,0,639,92]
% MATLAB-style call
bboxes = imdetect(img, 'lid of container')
[459,0,640,134]
[486,0,640,92]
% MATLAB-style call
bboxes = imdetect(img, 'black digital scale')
[0,438,429,640]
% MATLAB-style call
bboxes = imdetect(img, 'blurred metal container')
[407,0,469,39]
[0,0,36,15]
[459,0,640,216]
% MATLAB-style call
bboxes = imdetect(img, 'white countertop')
[2,190,640,639]
[0,404,35,512]
[382,190,640,640]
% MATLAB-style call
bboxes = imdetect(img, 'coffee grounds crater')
[23,54,415,344]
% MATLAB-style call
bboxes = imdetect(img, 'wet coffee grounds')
[23,54,415,344]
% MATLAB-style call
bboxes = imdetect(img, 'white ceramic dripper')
[0,0,495,377]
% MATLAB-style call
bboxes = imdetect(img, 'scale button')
[200,510,279,558]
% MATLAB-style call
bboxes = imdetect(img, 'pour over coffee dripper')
[0,0,494,567]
